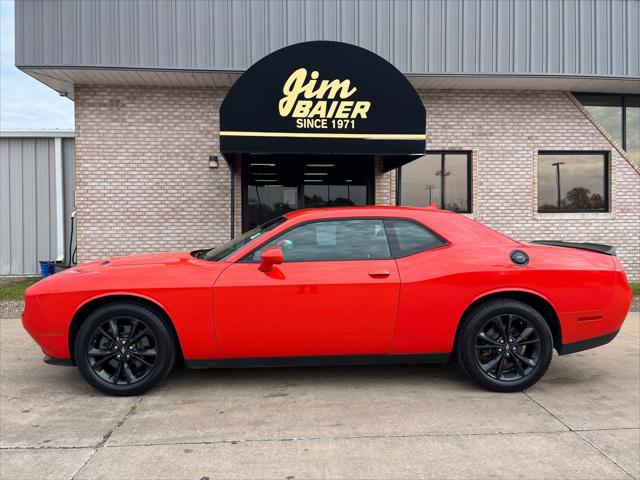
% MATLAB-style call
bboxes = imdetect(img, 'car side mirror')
[259,247,283,273]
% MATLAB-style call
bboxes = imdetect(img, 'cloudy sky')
[0,0,74,131]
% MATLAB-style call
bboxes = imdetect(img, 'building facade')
[15,0,640,280]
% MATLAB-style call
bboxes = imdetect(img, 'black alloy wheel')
[87,316,159,385]
[474,314,541,382]
[75,303,176,396]
[456,299,553,392]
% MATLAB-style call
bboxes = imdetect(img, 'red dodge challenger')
[23,206,632,396]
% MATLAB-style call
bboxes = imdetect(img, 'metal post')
[552,161,565,209]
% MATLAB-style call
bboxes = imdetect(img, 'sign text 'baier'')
[279,68,371,130]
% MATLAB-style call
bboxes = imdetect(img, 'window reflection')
[399,153,471,213]
[626,101,639,164]
[303,184,367,208]
[573,93,639,164]
[247,185,297,227]
[442,154,469,211]
[538,153,608,212]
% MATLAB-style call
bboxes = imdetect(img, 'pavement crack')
[100,428,573,449]
[97,397,142,448]
[522,390,573,431]
[69,396,142,480]
[0,428,573,452]
[574,430,637,480]
[523,391,637,480]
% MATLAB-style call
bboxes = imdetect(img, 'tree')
[565,187,605,210]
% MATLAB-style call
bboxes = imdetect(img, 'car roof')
[279,205,518,248]
[283,205,455,220]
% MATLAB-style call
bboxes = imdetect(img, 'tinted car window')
[250,219,391,262]
[203,216,286,261]
[385,220,446,257]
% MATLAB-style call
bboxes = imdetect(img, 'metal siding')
[22,140,37,275]
[34,139,51,274]
[9,140,24,274]
[628,0,640,76]
[0,140,11,274]
[47,140,56,265]
[0,137,75,276]
[14,0,639,77]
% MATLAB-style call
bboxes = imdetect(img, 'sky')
[0,0,74,131]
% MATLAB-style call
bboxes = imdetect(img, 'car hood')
[79,251,196,269]
[27,251,230,297]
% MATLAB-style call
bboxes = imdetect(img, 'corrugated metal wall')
[0,136,75,276]
[15,0,640,78]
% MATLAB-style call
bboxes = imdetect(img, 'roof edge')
[0,130,75,138]
[15,63,640,81]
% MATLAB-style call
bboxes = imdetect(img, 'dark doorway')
[242,155,374,231]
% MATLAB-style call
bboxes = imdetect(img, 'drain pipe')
[54,137,65,262]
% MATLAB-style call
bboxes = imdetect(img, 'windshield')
[202,216,286,261]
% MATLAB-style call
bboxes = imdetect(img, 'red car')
[23,206,632,396]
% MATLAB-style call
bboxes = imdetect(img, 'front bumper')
[557,329,620,355]
[22,295,70,359]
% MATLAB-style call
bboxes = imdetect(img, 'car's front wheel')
[74,302,176,396]
[456,299,553,392]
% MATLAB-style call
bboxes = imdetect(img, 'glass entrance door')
[243,155,374,230]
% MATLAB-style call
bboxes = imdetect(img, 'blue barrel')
[39,261,54,277]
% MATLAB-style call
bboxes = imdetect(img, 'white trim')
[535,212,615,220]
[54,137,65,262]
[0,130,75,138]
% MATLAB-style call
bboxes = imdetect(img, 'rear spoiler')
[531,241,616,256]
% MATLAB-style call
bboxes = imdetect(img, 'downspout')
[54,137,65,262]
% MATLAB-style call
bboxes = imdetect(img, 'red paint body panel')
[213,260,399,357]
[23,252,228,359]
[22,206,632,364]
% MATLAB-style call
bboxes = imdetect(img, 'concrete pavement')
[1,313,638,480]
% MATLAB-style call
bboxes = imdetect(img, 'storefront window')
[537,152,609,213]
[244,155,373,230]
[573,93,640,163]
[398,152,471,213]
[626,97,640,164]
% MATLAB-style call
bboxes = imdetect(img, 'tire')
[456,299,553,392]
[74,302,176,396]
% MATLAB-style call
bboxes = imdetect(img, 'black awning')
[220,41,426,156]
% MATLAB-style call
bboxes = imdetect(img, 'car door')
[213,218,400,358]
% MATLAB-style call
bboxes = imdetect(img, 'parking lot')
[1,310,638,480]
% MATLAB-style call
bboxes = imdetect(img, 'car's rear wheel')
[74,302,176,396]
[456,299,553,392]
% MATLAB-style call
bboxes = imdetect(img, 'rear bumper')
[43,355,74,367]
[558,329,620,355]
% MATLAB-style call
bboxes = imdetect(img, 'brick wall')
[74,86,230,261]
[374,157,395,205]
[75,86,640,280]
[417,89,640,280]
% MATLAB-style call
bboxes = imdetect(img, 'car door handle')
[368,271,390,278]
